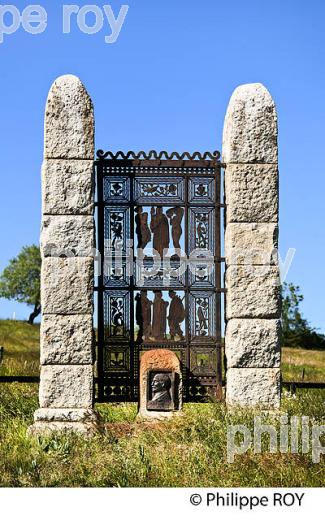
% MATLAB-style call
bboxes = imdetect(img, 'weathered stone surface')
[138,349,182,420]
[34,408,97,423]
[222,83,280,410]
[41,257,93,314]
[225,223,278,265]
[42,160,94,215]
[225,164,278,223]
[44,75,94,159]
[41,314,93,365]
[41,215,94,257]
[39,365,93,408]
[28,421,97,435]
[30,75,96,436]
[222,83,277,164]
[226,368,280,407]
[225,319,281,368]
[226,265,280,319]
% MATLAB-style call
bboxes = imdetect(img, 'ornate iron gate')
[95,150,223,402]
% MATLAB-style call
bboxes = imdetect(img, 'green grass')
[282,347,325,382]
[0,383,324,487]
[0,320,324,487]
[0,320,39,376]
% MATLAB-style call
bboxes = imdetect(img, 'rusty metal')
[95,150,224,402]
[96,149,221,161]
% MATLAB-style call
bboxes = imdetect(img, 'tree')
[0,245,41,324]
[281,282,325,349]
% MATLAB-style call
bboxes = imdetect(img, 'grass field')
[0,320,39,376]
[282,347,325,382]
[0,320,324,487]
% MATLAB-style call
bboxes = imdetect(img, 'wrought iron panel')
[189,207,215,253]
[95,150,223,403]
[134,289,186,343]
[103,345,130,373]
[189,291,216,343]
[189,177,215,204]
[134,205,186,257]
[104,176,130,203]
[135,258,186,289]
[103,259,130,288]
[134,177,184,204]
[189,260,216,289]
[104,290,130,342]
[190,347,217,377]
[104,207,130,255]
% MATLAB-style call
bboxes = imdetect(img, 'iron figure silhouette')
[135,290,153,341]
[196,214,208,248]
[152,290,168,340]
[168,290,185,340]
[150,207,170,258]
[197,299,208,335]
[110,213,123,248]
[166,207,184,249]
[135,206,151,249]
[111,298,124,336]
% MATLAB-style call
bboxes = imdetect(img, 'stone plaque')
[146,371,178,411]
[138,349,182,420]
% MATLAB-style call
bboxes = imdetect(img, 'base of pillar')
[225,399,281,409]
[137,409,183,422]
[28,408,99,436]
[226,368,281,408]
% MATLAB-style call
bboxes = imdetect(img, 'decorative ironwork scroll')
[95,150,223,402]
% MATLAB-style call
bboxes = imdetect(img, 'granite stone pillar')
[29,75,97,434]
[223,83,281,408]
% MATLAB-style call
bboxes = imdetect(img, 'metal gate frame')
[94,150,224,403]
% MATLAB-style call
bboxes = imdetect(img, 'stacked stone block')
[223,83,281,407]
[30,75,97,434]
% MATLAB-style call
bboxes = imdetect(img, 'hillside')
[0,320,39,376]
[1,320,325,381]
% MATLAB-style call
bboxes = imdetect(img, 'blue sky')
[0,0,324,331]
